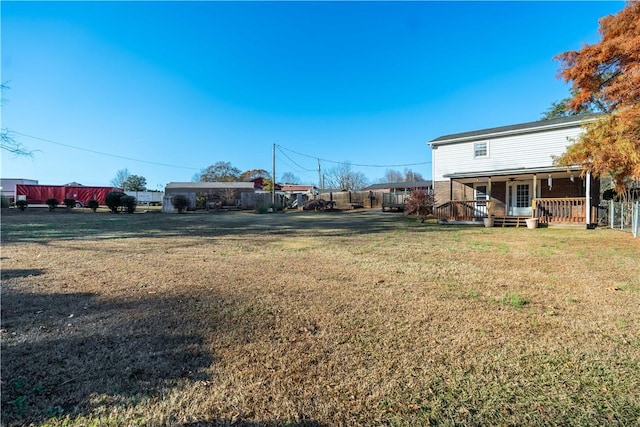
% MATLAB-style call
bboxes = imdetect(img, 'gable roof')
[165,182,255,190]
[429,113,600,147]
[362,181,432,191]
[280,184,317,192]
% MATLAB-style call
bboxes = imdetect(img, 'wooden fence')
[316,191,386,209]
[243,190,419,211]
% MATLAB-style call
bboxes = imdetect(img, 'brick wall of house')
[433,181,450,205]
[539,177,600,203]
[454,182,474,201]
[433,180,477,205]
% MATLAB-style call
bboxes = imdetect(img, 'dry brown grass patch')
[1,210,639,425]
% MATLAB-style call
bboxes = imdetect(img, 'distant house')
[428,114,600,226]
[280,184,317,194]
[162,182,255,213]
[362,181,433,193]
[362,181,433,211]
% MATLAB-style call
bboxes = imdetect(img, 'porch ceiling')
[443,166,583,182]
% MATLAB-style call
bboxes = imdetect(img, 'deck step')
[493,216,530,228]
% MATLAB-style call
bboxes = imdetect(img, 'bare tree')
[403,168,425,182]
[325,162,369,190]
[111,169,131,188]
[1,129,32,157]
[382,168,425,183]
[382,169,404,183]
[280,172,301,184]
[1,83,33,157]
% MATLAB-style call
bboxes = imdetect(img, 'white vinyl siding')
[432,126,584,181]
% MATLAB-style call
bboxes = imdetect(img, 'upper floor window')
[474,141,488,158]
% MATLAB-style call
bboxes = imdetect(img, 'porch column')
[532,174,537,216]
[487,177,492,216]
[585,171,591,225]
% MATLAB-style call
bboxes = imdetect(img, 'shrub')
[105,192,126,213]
[45,198,60,211]
[1,196,10,208]
[15,200,28,211]
[256,202,271,214]
[196,193,208,210]
[63,198,76,209]
[171,194,189,213]
[121,195,137,214]
[405,190,434,223]
[87,200,100,212]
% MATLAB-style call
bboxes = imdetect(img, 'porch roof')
[443,165,582,180]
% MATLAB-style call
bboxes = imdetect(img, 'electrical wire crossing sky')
[0,1,625,188]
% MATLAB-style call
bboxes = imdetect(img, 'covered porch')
[433,166,599,227]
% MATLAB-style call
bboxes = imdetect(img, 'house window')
[474,185,488,201]
[516,184,529,208]
[474,142,488,158]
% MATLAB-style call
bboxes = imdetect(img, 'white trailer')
[1,178,38,204]
[124,191,164,206]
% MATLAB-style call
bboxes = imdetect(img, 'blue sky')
[1,1,625,189]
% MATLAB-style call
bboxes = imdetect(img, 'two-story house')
[428,114,600,227]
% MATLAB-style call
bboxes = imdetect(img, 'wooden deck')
[435,198,595,226]
[491,216,531,228]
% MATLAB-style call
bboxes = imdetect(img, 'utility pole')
[317,159,322,190]
[272,143,276,206]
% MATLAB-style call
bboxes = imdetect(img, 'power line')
[275,146,316,172]
[14,131,201,171]
[14,131,431,178]
[275,155,317,183]
[276,144,431,168]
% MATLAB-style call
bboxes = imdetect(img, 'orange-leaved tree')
[554,1,640,193]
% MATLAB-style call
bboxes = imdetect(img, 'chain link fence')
[603,200,640,237]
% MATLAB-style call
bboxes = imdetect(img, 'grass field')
[1,208,639,426]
